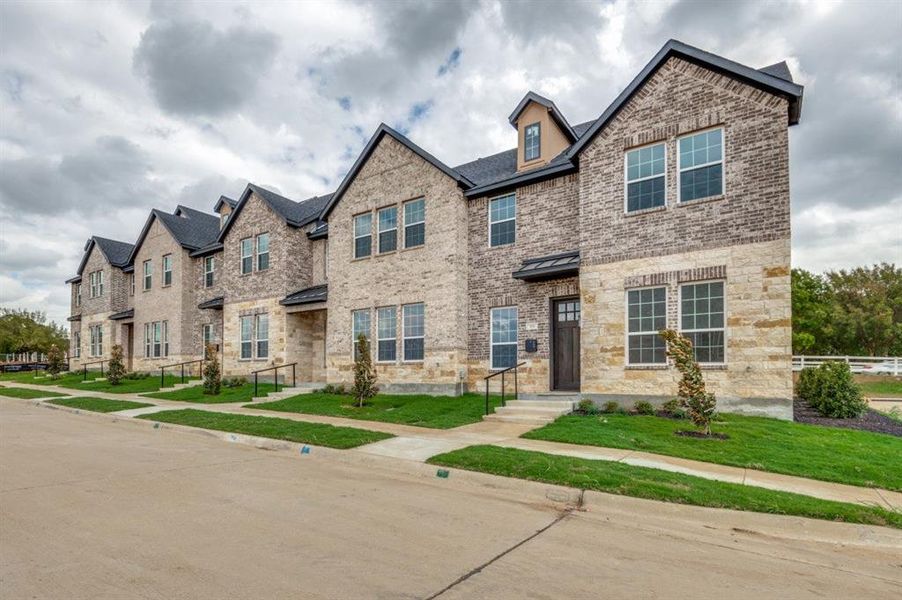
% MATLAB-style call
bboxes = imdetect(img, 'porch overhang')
[67,314,82,322]
[198,296,224,310]
[109,308,134,321]
[512,250,580,282]
[281,284,327,307]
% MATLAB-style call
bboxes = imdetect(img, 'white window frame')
[204,256,215,288]
[239,316,253,360]
[352,308,371,360]
[678,280,727,365]
[97,270,104,296]
[376,306,397,363]
[162,254,173,287]
[402,303,425,363]
[130,273,135,296]
[202,324,214,358]
[488,193,516,248]
[74,283,81,307]
[489,306,518,370]
[240,238,253,274]
[255,313,269,359]
[162,320,169,357]
[377,206,398,254]
[677,127,725,203]
[624,141,667,213]
[143,260,152,290]
[89,324,103,357]
[353,213,373,259]
[73,332,81,358]
[524,122,541,162]
[256,233,270,271]
[403,198,426,249]
[625,285,668,367]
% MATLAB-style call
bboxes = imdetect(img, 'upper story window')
[376,306,396,362]
[88,270,103,298]
[256,233,270,271]
[143,260,152,290]
[404,198,425,248]
[240,238,253,274]
[402,303,425,362]
[352,308,371,360]
[490,306,518,369]
[679,128,723,202]
[627,287,667,365]
[680,281,725,364]
[162,254,173,286]
[524,123,540,161]
[204,256,215,287]
[489,194,516,247]
[626,143,665,212]
[74,283,81,307]
[377,207,397,254]
[129,273,135,296]
[354,213,372,259]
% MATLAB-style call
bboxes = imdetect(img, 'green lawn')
[524,414,902,491]
[138,409,393,449]
[0,370,97,385]
[250,392,502,429]
[859,379,902,397]
[0,386,69,399]
[428,445,902,529]
[143,383,276,403]
[48,397,154,413]
[56,374,196,394]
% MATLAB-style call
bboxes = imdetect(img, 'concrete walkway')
[3,380,901,511]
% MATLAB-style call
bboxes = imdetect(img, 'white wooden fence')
[793,355,901,376]
[1,352,47,364]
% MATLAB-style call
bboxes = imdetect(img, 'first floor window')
[73,332,81,358]
[239,314,268,359]
[403,303,425,361]
[202,324,214,358]
[352,309,371,360]
[256,233,270,271]
[679,128,723,202]
[143,321,168,358]
[489,194,516,247]
[377,206,397,253]
[162,254,173,286]
[354,213,372,258]
[681,281,725,363]
[404,198,425,248]
[627,287,667,365]
[240,238,253,274]
[204,256,215,287]
[143,260,152,290]
[89,325,103,357]
[255,314,269,358]
[490,307,517,369]
[240,316,253,359]
[376,307,397,362]
[626,142,665,212]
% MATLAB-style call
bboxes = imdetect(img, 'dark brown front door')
[552,298,580,390]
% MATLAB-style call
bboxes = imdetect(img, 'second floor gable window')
[240,238,253,274]
[626,142,665,212]
[162,254,173,286]
[143,260,152,290]
[377,207,397,254]
[204,256,215,287]
[89,271,104,298]
[130,273,135,296]
[354,213,372,259]
[256,233,270,271]
[524,123,540,161]
[404,199,425,248]
[489,194,516,247]
[679,128,724,203]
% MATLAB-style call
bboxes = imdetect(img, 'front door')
[552,298,580,390]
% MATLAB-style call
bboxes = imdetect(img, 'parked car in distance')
[862,361,900,375]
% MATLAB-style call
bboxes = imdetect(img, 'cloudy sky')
[1,0,900,325]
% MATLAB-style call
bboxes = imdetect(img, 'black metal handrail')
[160,359,205,387]
[252,363,297,397]
[81,359,105,381]
[484,362,526,415]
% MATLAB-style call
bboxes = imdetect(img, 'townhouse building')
[66,40,803,418]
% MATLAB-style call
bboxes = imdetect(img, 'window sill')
[699,363,727,370]
[351,255,372,262]
[624,205,667,218]
[676,194,725,207]
[625,364,668,370]
[487,242,515,251]
[399,244,424,253]
[375,249,398,258]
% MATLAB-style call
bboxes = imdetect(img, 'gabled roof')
[508,91,577,142]
[217,183,332,242]
[567,39,803,159]
[189,242,223,258]
[758,61,794,82]
[213,195,237,213]
[319,123,474,220]
[280,284,327,306]
[127,206,220,264]
[73,236,134,277]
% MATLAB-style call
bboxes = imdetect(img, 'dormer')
[509,92,578,172]
[213,195,237,229]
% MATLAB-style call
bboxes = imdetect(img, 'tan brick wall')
[286,308,327,383]
[221,298,285,377]
[325,135,469,393]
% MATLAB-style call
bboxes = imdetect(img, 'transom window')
[376,307,397,362]
[679,128,723,202]
[162,254,173,286]
[524,122,540,161]
[489,194,516,247]
[204,256,214,287]
[402,303,425,361]
[490,306,518,369]
[354,213,372,259]
[256,233,270,271]
[557,301,580,322]
[143,321,167,358]
[404,198,425,248]
[143,260,152,290]
[240,238,253,274]
[627,287,666,365]
[352,309,371,360]
[681,281,725,363]
[377,207,397,254]
[626,143,665,212]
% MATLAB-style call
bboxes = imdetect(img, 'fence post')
[160,367,164,388]
[254,373,258,398]
[896,357,900,377]
[292,364,296,388]
[275,367,280,394]
[799,356,805,370]
[83,364,87,382]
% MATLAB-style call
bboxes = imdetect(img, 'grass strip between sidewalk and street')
[137,409,394,449]
[0,387,69,399]
[144,383,276,403]
[47,397,154,413]
[427,445,902,529]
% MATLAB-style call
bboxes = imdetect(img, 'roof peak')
[507,91,577,141]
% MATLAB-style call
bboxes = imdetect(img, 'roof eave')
[464,160,577,199]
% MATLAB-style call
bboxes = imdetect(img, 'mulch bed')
[793,398,902,437]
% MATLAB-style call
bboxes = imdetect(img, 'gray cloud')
[133,18,279,117]
[499,0,605,46]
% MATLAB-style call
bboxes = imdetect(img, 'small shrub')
[46,344,65,379]
[222,376,248,388]
[797,362,866,418]
[600,400,620,414]
[107,345,126,385]
[661,329,717,435]
[125,371,149,380]
[202,344,221,395]
[319,383,350,395]
[577,398,598,415]
[661,398,680,414]
[351,334,378,407]
[634,400,655,415]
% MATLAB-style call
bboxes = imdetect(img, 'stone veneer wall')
[325,135,470,394]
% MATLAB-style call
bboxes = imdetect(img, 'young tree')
[203,343,221,395]
[661,329,717,436]
[351,333,377,408]
[107,344,126,385]
[46,344,65,379]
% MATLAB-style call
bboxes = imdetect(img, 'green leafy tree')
[203,344,221,395]
[46,344,65,379]
[351,334,378,407]
[661,329,717,435]
[826,263,901,356]
[0,308,69,356]
[107,344,126,385]
[791,269,833,354]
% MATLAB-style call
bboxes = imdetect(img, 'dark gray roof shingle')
[758,61,794,82]
[155,206,220,250]
[280,284,327,306]
[92,236,134,267]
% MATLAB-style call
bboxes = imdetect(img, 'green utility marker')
[436,469,450,479]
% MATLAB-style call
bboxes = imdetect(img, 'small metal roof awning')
[512,250,580,282]
[67,314,82,322]
[109,309,134,321]
[198,296,224,310]
[280,284,327,306]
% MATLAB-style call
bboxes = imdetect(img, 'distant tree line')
[0,308,69,356]
[792,263,901,356]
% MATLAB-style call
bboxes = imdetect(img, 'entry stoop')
[250,382,323,402]
[483,393,578,424]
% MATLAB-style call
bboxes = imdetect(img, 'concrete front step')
[505,400,577,409]
[483,413,560,424]
[484,402,573,424]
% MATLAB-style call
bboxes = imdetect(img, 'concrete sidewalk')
[5,380,901,511]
